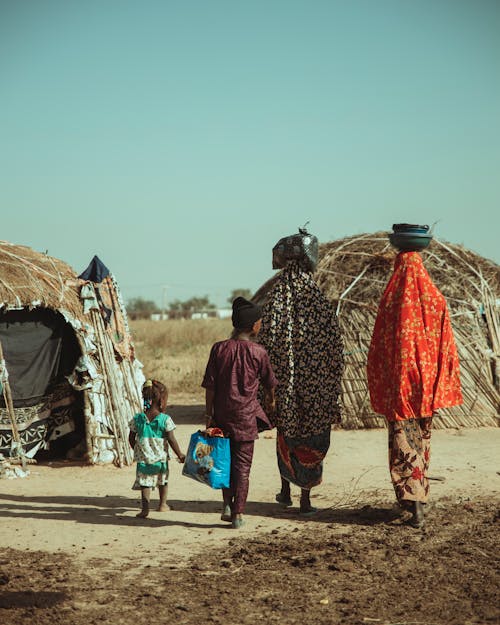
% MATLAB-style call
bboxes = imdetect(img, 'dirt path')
[0,409,499,624]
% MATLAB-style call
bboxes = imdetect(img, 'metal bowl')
[389,231,433,251]
[392,223,430,234]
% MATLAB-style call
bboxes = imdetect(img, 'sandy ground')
[0,406,499,624]
[0,406,498,563]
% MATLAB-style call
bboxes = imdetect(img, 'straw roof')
[254,232,500,429]
[0,241,82,318]
[0,240,144,466]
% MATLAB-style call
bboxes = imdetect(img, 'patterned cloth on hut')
[129,412,175,489]
[367,251,463,421]
[259,260,344,489]
[0,383,78,459]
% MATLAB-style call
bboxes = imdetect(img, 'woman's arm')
[166,430,186,463]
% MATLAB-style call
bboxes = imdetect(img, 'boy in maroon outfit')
[202,297,278,529]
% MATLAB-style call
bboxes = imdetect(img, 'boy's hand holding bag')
[182,428,231,489]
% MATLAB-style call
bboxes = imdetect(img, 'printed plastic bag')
[182,430,231,489]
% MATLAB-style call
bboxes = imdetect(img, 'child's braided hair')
[142,379,168,412]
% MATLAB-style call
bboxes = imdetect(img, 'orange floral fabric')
[367,252,463,421]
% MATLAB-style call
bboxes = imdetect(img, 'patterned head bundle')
[272,225,319,272]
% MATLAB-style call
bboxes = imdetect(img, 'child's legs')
[157,467,169,510]
[280,478,291,498]
[136,487,151,517]
[300,488,312,509]
[141,487,151,507]
[222,449,236,508]
[222,487,233,507]
[158,484,168,510]
[230,440,255,515]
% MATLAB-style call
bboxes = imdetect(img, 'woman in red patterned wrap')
[367,251,462,527]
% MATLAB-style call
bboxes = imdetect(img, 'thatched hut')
[0,241,144,469]
[253,232,500,429]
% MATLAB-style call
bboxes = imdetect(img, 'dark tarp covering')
[78,255,110,283]
[0,309,80,407]
[78,256,115,324]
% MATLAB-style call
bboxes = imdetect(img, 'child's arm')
[264,387,276,416]
[128,431,136,449]
[166,430,186,463]
[201,344,217,428]
[205,388,215,428]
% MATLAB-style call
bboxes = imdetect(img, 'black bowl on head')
[389,231,432,251]
[392,223,430,234]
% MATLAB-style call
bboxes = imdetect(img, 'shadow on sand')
[0,492,398,528]
[0,590,68,609]
[168,404,205,426]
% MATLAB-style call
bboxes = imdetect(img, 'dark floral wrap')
[259,261,344,438]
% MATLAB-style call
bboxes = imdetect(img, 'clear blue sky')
[1,0,499,307]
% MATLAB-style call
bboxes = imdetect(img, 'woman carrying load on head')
[259,227,344,515]
[367,245,463,528]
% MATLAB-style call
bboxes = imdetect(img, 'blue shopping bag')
[182,430,231,489]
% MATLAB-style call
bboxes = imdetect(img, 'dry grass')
[130,318,232,401]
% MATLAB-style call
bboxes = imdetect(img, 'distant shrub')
[131,318,231,400]
[126,297,159,320]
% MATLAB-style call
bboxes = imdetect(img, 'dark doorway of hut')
[0,308,86,464]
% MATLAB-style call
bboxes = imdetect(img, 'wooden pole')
[97,320,133,464]
[71,333,96,464]
[119,360,141,415]
[0,340,26,467]
[90,310,125,467]
[125,359,143,407]
[82,389,95,463]
[101,336,134,465]
[91,309,133,465]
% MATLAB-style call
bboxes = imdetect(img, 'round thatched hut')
[253,232,500,429]
[0,241,144,469]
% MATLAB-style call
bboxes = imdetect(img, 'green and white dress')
[129,412,176,489]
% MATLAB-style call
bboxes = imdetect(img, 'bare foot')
[157,504,170,512]
[136,510,149,518]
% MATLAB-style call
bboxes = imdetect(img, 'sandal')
[275,493,293,507]
[409,501,425,528]
[231,517,245,529]
[220,505,232,522]
[299,506,318,517]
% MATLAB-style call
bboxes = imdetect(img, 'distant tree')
[126,297,159,320]
[227,288,253,305]
[168,296,216,319]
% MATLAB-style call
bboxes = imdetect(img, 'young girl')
[129,379,185,518]
[202,297,278,529]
